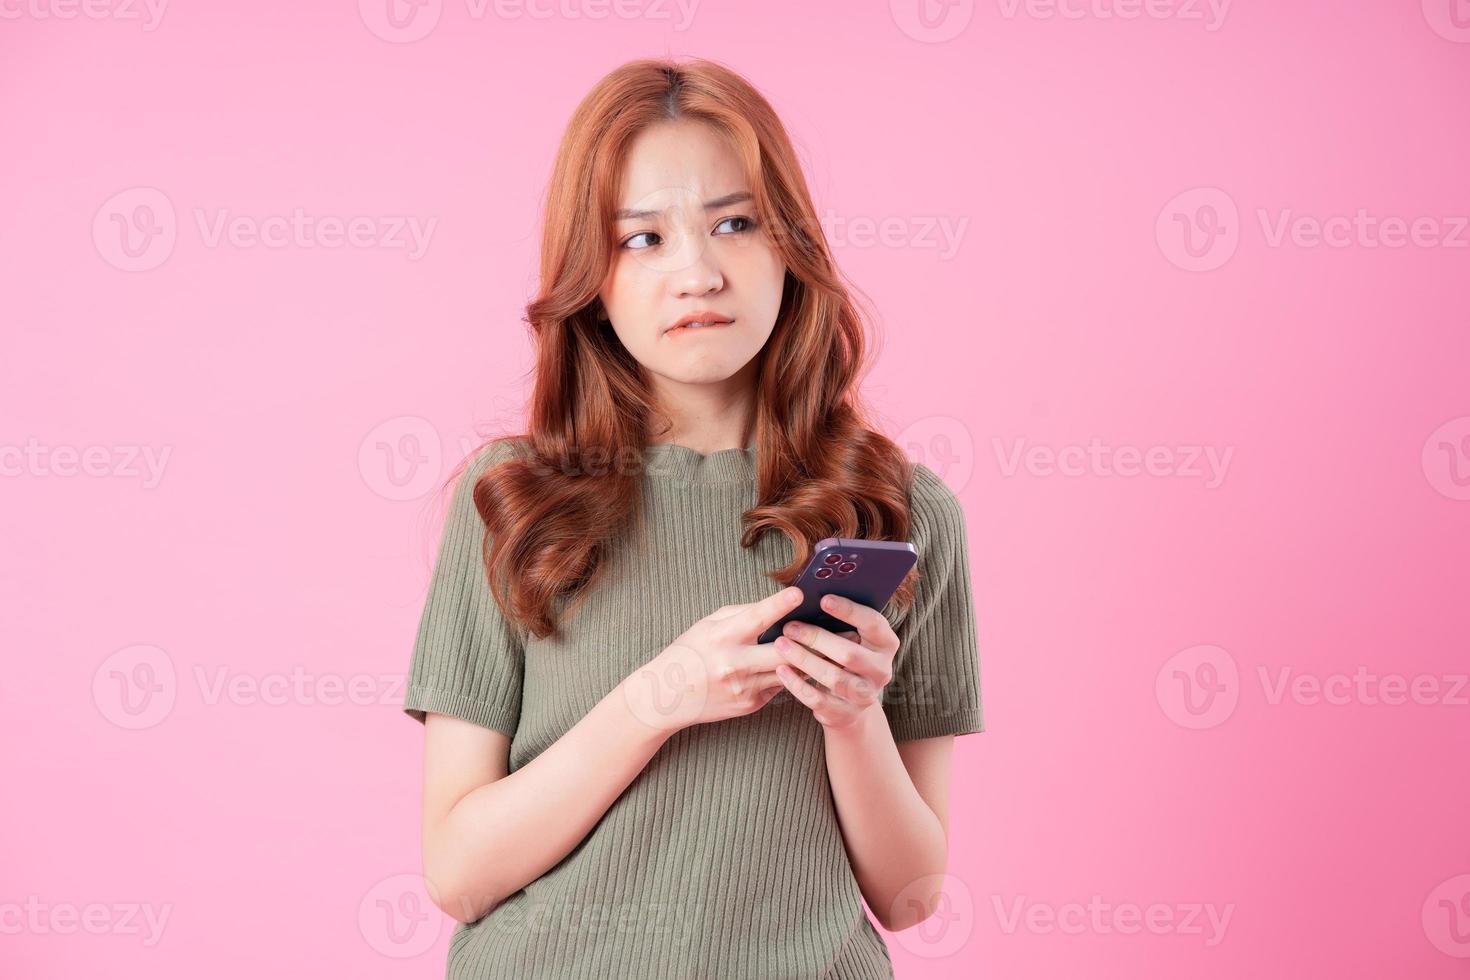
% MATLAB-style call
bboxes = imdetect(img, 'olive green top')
[402,437,984,979]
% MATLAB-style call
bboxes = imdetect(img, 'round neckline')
[641,441,757,484]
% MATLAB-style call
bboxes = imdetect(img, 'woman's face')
[599,118,787,391]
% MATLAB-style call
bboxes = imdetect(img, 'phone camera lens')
[822,553,842,566]
[838,561,857,573]
[814,567,833,580]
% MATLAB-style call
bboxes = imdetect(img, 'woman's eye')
[715,215,756,235]
[621,231,660,250]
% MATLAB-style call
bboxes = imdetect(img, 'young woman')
[402,57,983,979]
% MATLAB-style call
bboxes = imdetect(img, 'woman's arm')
[821,710,955,931]
[417,588,801,924]
[419,676,673,924]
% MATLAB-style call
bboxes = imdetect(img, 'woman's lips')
[665,319,734,337]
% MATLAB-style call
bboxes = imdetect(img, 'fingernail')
[786,587,802,601]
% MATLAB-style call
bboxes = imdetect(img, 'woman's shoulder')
[908,462,966,529]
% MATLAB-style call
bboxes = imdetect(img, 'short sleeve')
[883,463,985,741]
[401,439,526,738]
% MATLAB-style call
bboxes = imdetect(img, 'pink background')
[3,1,1468,977]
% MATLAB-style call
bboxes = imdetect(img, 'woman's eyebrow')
[614,191,753,221]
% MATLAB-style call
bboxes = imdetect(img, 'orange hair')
[447,57,919,641]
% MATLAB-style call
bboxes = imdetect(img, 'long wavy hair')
[445,57,922,641]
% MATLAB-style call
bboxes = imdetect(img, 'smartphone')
[757,537,918,644]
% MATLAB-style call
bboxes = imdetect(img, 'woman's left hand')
[772,593,899,731]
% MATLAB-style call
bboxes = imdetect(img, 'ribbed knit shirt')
[402,437,984,980]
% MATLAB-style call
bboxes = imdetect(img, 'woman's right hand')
[620,585,805,734]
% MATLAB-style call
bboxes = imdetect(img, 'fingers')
[775,663,841,709]
[728,586,804,641]
[774,637,867,701]
[777,621,868,673]
[747,669,786,693]
[738,643,791,674]
[815,594,893,650]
